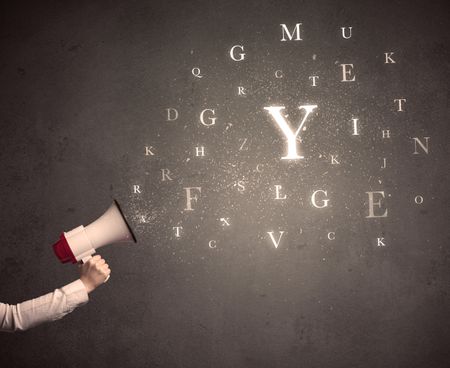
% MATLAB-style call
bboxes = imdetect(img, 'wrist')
[80,277,95,294]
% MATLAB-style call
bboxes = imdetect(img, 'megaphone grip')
[80,254,110,283]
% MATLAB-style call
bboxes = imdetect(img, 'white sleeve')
[0,279,89,332]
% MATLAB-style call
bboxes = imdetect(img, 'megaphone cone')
[53,200,136,264]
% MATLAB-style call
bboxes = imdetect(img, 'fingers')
[95,258,106,266]
[83,255,100,267]
[93,257,110,274]
[82,255,110,274]
[99,265,111,280]
[89,255,107,266]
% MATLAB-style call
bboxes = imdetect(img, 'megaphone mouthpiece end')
[53,234,78,264]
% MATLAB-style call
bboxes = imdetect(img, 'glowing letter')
[331,155,340,165]
[352,118,359,135]
[220,218,231,226]
[309,75,319,86]
[280,23,303,41]
[366,191,388,218]
[377,238,386,247]
[133,185,141,194]
[239,138,248,151]
[267,231,285,248]
[341,26,352,39]
[275,70,283,78]
[264,105,318,160]
[340,64,355,82]
[192,67,203,78]
[412,137,430,154]
[275,185,287,200]
[145,146,155,156]
[161,168,173,181]
[184,187,201,211]
[311,190,329,208]
[173,226,183,238]
[384,52,396,64]
[166,108,178,121]
[236,180,245,192]
[394,98,406,111]
[230,45,245,61]
[195,146,205,156]
[200,109,216,126]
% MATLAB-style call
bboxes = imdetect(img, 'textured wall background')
[0,1,449,367]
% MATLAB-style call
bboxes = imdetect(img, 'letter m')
[280,23,303,41]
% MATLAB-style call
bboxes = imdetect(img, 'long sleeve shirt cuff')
[61,279,89,313]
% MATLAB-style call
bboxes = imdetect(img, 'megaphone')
[52,200,137,266]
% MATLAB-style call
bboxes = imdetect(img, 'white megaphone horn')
[53,200,137,268]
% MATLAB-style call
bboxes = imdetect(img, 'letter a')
[264,105,318,159]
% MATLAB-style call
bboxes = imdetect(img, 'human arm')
[0,255,110,332]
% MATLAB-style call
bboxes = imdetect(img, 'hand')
[79,255,111,294]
